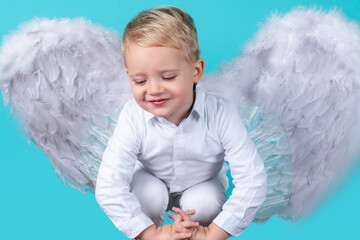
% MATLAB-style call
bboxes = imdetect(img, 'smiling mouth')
[149,99,169,106]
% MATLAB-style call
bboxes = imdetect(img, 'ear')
[193,58,205,84]
[125,68,130,78]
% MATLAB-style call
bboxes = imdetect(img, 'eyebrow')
[129,70,179,78]
[129,73,146,78]
[162,70,179,75]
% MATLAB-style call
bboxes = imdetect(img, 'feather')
[0,17,131,193]
[202,8,360,221]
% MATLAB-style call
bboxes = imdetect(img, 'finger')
[181,220,199,228]
[172,207,196,216]
[174,217,181,226]
[175,226,191,233]
[178,208,192,221]
[175,214,183,225]
[168,213,183,226]
[168,213,184,229]
[167,212,178,221]
[184,209,196,216]
[174,232,192,239]
[172,206,181,213]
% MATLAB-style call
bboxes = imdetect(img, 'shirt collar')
[144,107,155,123]
[191,86,205,119]
[143,86,205,123]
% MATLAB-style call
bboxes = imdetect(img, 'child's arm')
[135,224,192,240]
[96,102,154,239]
[190,223,231,240]
[211,103,268,237]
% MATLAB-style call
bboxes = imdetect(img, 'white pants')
[130,167,229,227]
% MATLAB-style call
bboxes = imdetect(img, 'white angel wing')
[201,8,360,222]
[0,18,131,193]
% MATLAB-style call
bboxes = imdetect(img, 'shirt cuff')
[212,210,246,237]
[119,212,154,239]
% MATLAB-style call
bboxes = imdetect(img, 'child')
[95,6,267,240]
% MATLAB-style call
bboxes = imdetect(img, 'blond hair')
[122,6,200,63]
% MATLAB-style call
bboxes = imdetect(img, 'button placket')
[172,126,185,189]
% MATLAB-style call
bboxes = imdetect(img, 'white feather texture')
[0,18,131,193]
[1,8,359,223]
[202,8,360,221]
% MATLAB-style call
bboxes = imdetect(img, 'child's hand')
[136,222,194,240]
[168,208,207,240]
[168,207,231,240]
[168,207,199,237]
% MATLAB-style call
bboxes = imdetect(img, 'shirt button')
[176,161,182,167]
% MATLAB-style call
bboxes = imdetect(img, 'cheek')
[178,77,195,96]
[131,87,144,101]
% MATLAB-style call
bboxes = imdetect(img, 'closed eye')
[134,79,146,85]
[163,76,176,80]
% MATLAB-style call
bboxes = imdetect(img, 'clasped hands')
[136,207,231,240]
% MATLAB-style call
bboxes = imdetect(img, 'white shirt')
[95,87,267,238]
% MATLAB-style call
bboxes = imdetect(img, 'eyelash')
[134,80,146,85]
[134,76,176,85]
[163,76,176,80]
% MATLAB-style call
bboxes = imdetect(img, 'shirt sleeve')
[212,102,268,237]
[95,102,154,239]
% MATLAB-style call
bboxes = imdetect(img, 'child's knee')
[132,185,169,226]
[179,188,226,226]
[130,168,169,225]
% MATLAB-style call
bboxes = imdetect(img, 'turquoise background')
[1,0,360,239]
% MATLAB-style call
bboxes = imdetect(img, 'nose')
[147,79,163,95]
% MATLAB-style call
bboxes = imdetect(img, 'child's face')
[124,43,204,125]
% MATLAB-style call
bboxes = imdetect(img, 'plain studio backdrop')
[0,0,359,239]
